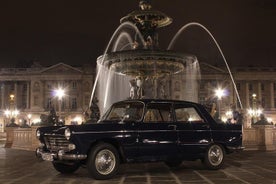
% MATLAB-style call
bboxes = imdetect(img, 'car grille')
[44,134,70,152]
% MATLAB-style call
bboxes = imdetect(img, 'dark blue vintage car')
[36,99,243,180]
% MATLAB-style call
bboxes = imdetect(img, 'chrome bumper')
[226,146,245,151]
[36,148,87,161]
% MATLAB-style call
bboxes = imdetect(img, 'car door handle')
[168,125,177,130]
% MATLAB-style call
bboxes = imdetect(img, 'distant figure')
[159,82,167,99]
[233,110,243,124]
[254,114,270,125]
[90,97,100,123]
[129,79,138,99]
[20,119,30,128]
[136,77,145,99]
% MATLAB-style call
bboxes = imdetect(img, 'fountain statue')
[90,0,241,114]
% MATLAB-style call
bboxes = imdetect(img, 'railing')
[4,125,276,151]
[0,68,42,74]
[242,128,258,150]
[243,125,276,151]
[10,126,40,151]
[273,128,276,145]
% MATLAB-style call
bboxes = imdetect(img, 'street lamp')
[215,88,225,119]
[27,114,32,126]
[54,88,65,122]
[54,88,65,100]
[247,93,262,124]
[4,109,20,127]
[4,92,20,127]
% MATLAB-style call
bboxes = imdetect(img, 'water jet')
[90,0,241,114]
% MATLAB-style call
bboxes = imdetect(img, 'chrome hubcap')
[208,145,223,166]
[95,149,116,175]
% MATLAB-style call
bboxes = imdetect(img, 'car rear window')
[174,106,203,123]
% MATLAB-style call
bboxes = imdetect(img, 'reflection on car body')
[36,99,243,180]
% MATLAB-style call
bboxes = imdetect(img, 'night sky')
[0,0,275,68]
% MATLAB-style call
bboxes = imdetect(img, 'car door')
[101,100,143,160]
[174,103,212,156]
[138,102,178,161]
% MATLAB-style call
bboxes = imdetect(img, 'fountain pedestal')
[5,127,17,148]
[252,125,275,151]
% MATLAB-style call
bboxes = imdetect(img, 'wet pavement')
[0,148,276,184]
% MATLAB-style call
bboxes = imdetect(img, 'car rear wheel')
[87,143,120,180]
[203,144,225,170]
[52,161,80,174]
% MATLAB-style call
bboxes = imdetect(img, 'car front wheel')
[87,143,120,180]
[203,144,225,170]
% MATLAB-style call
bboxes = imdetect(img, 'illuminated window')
[249,83,253,91]
[71,98,77,109]
[46,98,52,109]
[34,96,38,106]
[72,81,77,89]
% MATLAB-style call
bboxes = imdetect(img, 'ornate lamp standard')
[54,88,65,123]
[27,114,32,126]
[5,93,20,127]
[215,88,225,119]
[247,93,262,125]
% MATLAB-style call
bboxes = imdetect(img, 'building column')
[1,83,5,109]
[14,82,18,107]
[229,82,235,108]
[41,81,45,110]
[257,82,262,103]
[26,81,30,109]
[270,82,275,109]
[30,80,34,109]
[245,82,250,108]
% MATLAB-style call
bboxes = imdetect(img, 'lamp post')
[247,93,262,124]
[5,93,20,127]
[215,88,225,119]
[27,114,32,126]
[54,88,65,122]
[4,109,20,127]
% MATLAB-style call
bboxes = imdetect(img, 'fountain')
[90,0,241,114]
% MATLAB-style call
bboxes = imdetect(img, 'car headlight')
[64,128,71,140]
[36,130,41,139]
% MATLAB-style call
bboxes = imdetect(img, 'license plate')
[42,153,54,161]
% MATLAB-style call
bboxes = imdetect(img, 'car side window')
[175,106,203,123]
[144,103,172,123]
[105,101,144,121]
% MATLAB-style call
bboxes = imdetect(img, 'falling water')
[183,57,201,102]
[168,22,243,109]
[112,32,134,52]
[89,22,145,113]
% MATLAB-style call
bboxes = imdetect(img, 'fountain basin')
[97,50,197,78]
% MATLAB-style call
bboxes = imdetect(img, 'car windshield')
[103,101,144,121]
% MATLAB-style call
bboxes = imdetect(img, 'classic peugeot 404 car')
[36,99,243,180]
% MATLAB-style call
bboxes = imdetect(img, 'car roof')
[115,99,202,106]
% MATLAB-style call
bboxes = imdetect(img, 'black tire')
[87,143,120,180]
[202,144,225,170]
[165,160,182,168]
[52,162,80,174]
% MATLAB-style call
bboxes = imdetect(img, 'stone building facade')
[1,62,276,132]
[170,63,276,128]
[0,63,94,132]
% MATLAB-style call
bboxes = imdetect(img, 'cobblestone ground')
[0,148,276,184]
